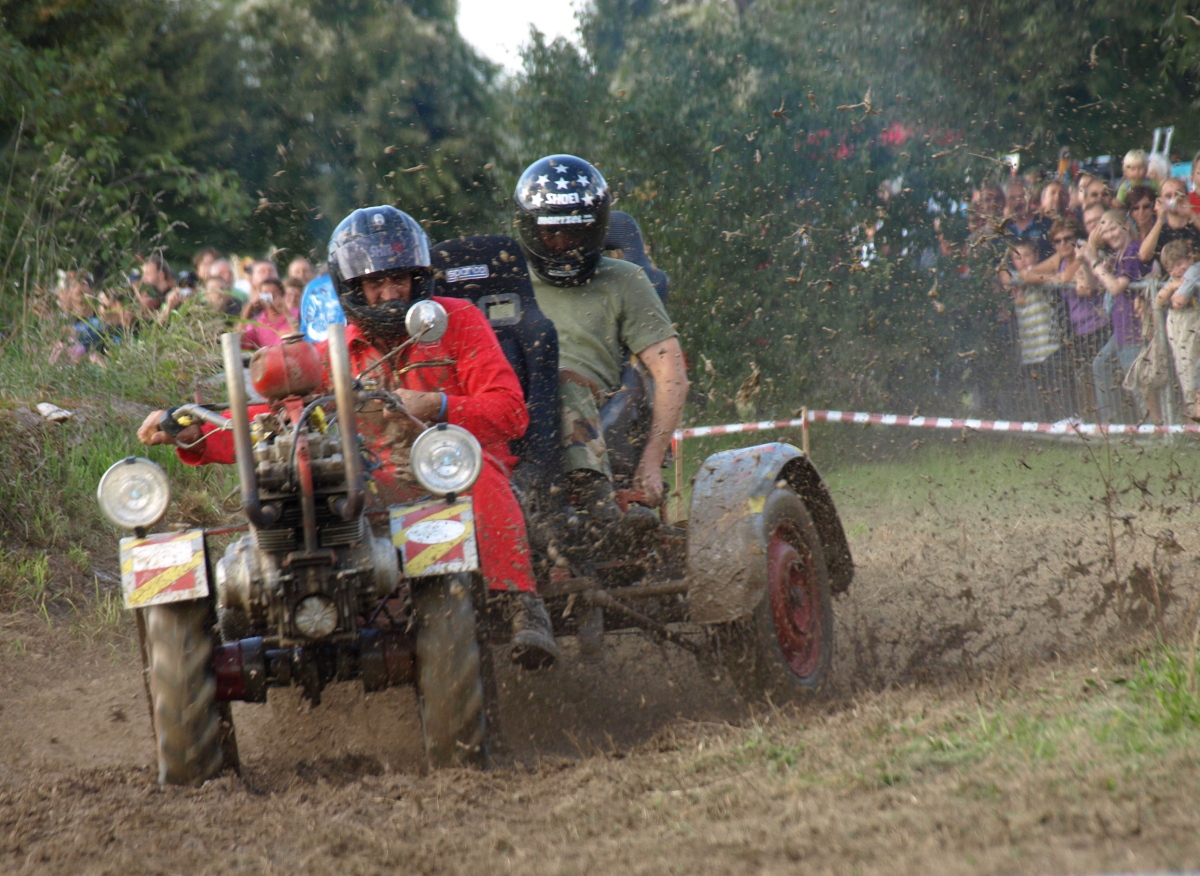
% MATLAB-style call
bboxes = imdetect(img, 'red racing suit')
[177,296,537,594]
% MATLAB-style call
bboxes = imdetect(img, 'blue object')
[299,274,344,343]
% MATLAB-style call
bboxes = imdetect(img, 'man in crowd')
[136,206,559,669]
[1003,179,1052,258]
[287,256,315,287]
[512,153,688,536]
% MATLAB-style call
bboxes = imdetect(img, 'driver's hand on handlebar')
[632,461,665,508]
[137,410,202,448]
[389,389,443,423]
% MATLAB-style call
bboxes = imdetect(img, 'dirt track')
[4,460,1200,874]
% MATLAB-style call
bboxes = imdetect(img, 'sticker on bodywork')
[119,529,209,609]
[390,497,479,577]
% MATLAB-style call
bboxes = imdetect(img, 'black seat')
[430,235,561,491]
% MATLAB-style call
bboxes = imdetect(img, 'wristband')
[437,393,448,422]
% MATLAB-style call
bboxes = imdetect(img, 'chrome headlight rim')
[410,423,483,496]
[96,457,172,531]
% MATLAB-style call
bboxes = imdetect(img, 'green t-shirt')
[531,256,677,392]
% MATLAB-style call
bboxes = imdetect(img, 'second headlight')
[410,423,483,496]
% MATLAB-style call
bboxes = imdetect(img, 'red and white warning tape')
[674,410,1200,441]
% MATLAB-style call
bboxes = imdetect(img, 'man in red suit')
[137,206,559,669]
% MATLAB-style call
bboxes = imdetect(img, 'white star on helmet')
[582,193,595,206]
[555,165,569,174]
[576,174,590,186]
[535,175,549,186]
[555,178,570,190]
[530,192,544,207]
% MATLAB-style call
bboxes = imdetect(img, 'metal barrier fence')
[1001,278,1183,426]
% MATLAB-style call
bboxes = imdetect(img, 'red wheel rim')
[766,524,822,679]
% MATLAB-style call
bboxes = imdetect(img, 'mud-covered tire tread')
[717,488,834,704]
[414,573,488,769]
[144,601,228,785]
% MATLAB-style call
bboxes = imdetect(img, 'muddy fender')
[686,442,853,624]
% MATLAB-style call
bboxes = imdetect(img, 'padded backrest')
[430,235,561,489]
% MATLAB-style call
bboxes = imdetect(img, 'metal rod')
[327,323,364,521]
[221,333,279,528]
[581,589,703,655]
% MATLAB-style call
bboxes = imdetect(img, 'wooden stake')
[801,406,810,456]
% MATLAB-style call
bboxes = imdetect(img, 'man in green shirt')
[514,154,688,526]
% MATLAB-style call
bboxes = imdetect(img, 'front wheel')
[716,488,834,704]
[144,600,237,785]
[413,573,489,769]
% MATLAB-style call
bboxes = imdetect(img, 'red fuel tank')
[249,334,323,400]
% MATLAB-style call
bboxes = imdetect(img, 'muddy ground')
[4,449,1200,874]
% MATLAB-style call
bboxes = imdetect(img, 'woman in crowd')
[1138,177,1200,269]
[240,277,297,349]
[1125,185,1158,242]
[1079,209,1154,423]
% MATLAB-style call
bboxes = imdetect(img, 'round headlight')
[410,424,483,496]
[294,594,338,638]
[96,457,171,531]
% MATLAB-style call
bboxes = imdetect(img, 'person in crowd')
[1079,209,1153,423]
[192,247,222,284]
[137,205,560,669]
[1125,185,1158,241]
[1189,151,1200,213]
[1147,153,1171,188]
[1039,181,1070,221]
[1000,241,1063,417]
[201,275,242,318]
[281,276,305,327]
[1003,179,1052,258]
[1116,149,1158,205]
[1016,218,1083,287]
[299,271,345,343]
[287,257,315,287]
[1071,172,1094,217]
[249,259,279,297]
[1082,202,1106,237]
[513,153,688,537]
[605,211,670,303]
[1083,177,1114,213]
[49,271,107,365]
[1154,240,1200,419]
[233,257,254,298]
[240,277,296,349]
[1137,177,1200,269]
[209,258,238,296]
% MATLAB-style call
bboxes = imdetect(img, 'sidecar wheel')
[414,573,489,769]
[716,488,833,704]
[144,600,237,785]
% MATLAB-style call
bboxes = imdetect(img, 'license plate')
[390,496,479,577]
[119,529,209,609]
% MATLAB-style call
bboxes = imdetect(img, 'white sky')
[456,0,585,73]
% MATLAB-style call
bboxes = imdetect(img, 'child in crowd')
[1116,149,1159,205]
[1001,241,1062,415]
[1155,240,1200,418]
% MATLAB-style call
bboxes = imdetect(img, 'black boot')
[509,592,560,670]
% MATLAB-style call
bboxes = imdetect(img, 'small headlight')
[294,594,338,638]
[97,457,171,531]
[410,424,483,496]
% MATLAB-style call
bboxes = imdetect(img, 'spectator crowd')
[946,147,1200,425]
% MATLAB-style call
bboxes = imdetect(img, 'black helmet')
[328,205,435,345]
[513,154,611,286]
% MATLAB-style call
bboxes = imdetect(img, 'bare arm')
[1138,203,1167,263]
[632,336,689,507]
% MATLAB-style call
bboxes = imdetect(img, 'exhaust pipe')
[221,333,280,528]
[326,323,364,521]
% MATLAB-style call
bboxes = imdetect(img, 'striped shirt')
[1014,288,1061,365]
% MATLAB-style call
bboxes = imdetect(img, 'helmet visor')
[537,225,595,256]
